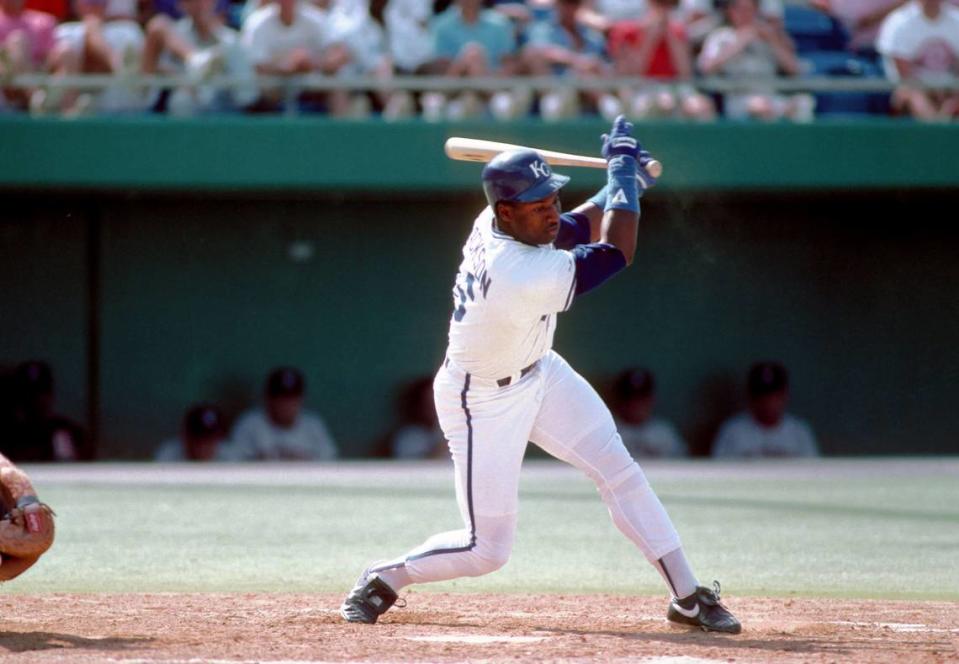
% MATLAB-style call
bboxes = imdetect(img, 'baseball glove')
[0,499,56,559]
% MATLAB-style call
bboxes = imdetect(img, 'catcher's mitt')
[0,496,56,560]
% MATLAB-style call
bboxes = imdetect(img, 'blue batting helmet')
[481,150,570,209]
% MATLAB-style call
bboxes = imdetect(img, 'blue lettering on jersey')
[452,228,492,321]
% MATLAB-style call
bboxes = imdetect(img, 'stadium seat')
[784,5,850,53]
[803,50,890,116]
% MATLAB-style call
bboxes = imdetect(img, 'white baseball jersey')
[445,206,576,381]
[227,409,338,461]
[712,412,819,458]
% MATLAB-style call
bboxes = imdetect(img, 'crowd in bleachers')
[2,0,958,118]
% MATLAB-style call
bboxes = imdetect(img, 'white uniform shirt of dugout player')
[340,123,741,634]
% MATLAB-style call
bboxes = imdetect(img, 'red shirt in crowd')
[24,0,70,21]
[608,19,688,78]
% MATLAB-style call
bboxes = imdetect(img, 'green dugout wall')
[1,118,958,458]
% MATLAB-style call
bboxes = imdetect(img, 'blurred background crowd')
[0,359,820,462]
[2,0,958,120]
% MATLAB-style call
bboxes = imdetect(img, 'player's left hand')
[601,117,658,191]
[601,115,641,161]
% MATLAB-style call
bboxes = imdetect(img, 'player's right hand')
[601,115,641,161]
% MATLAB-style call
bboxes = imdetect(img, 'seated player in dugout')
[387,376,447,459]
[227,367,338,461]
[2,361,87,462]
[154,403,231,462]
[712,361,820,458]
[0,452,56,582]
[613,367,689,458]
[340,117,742,634]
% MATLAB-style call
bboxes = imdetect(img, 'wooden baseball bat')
[444,137,663,179]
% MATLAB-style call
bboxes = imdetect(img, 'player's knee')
[571,426,636,488]
[471,546,511,575]
[467,517,515,575]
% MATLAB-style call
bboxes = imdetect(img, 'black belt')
[497,362,538,387]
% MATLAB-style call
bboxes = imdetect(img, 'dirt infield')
[1,593,956,663]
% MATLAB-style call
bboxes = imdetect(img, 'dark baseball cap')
[266,367,305,397]
[616,367,656,399]
[183,403,225,439]
[14,361,53,395]
[747,361,788,397]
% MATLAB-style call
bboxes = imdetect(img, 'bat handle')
[640,157,663,179]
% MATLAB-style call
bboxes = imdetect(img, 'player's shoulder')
[719,411,754,434]
[297,410,328,428]
[781,413,813,433]
[234,408,266,429]
[154,438,184,461]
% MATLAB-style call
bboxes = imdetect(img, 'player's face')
[497,192,562,246]
[620,395,655,425]
[267,395,303,428]
[750,390,788,427]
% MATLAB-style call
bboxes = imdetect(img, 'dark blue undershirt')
[554,212,627,298]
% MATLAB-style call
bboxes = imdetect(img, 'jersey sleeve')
[570,242,627,296]
[554,211,592,250]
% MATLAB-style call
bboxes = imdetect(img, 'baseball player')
[0,451,56,581]
[340,116,741,634]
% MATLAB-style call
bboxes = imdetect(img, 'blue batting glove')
[601,115,641,161]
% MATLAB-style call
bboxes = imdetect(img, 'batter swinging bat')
[444,137,664,179]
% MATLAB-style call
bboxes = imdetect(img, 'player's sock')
[654,547,699,600]
[375,566,413,592]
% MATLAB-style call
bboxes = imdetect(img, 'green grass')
[5,460,958,600]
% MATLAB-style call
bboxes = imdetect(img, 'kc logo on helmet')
[528,161,550,178]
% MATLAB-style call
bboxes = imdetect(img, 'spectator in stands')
[329,0,413,118]
[2,361,87,462]
[153,0,229,22]
[677,0,784,47]
[810,0,907,58]
[698,0,813,121]
[39,0,148,114]
[612,368,688,458]
[0,0,55,110]
[388,375,445,459]
[24,0,68,20]
[579,0,647,31]
[240,0,353,113]
[155,403,231,461]
[227,366,338,461]
[606,0,715,120]
[712,361,819,458]
[423,0,520,120]
[141,0,256,114]
[385,0,437,75]
[521,0,608,121]
[877,0,959,120]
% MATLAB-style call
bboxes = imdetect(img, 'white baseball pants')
[372,350,682,585]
